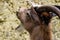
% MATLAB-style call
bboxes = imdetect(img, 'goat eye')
[26,13,31,18]
[26,10,31,18]
[26,13,30,17]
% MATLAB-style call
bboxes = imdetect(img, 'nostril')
[16,11,20,19]
[16,11,19,16]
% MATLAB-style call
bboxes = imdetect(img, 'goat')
[16,5,60,40]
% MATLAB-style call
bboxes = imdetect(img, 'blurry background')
[0,0,60,40]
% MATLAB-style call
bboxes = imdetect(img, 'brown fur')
[16,6,60,40]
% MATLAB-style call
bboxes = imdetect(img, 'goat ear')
[30,6,40,22]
